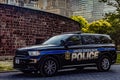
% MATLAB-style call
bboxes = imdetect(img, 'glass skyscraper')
[71,0,104,21]
[0,0,116,20]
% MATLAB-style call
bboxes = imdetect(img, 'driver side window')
[67,35,81,46]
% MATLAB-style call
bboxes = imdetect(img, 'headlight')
[28,51,40,56]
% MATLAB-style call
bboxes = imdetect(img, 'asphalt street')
[0,65,120,80]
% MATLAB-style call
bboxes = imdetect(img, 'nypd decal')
[71,49,99,61]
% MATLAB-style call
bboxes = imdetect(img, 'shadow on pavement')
[9,68,115,78]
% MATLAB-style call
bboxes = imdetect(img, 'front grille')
[14,58,37,70]
[14,63,37,70]
[15,50,29,57]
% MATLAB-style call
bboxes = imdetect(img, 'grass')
[116,52,120,64]
[0,61,13,71]
[117,45,120,50]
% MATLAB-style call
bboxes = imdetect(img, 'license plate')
[15,58,20,64]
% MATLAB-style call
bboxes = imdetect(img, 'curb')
[0,70,19,73]
[114,63,120,65]
[117,51,120,53]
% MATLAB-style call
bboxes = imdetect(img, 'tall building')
[92,0,104,20]
[71,0,116,21]
[0,0,7,4]
[103,0,116,14]
[71,0,93,20]
[43,0,72,17]
[0,0,38,8]
[0,0,116,20]
[71,0,108,21]
[0,0,72,17]
[0,0,27,6]
[36,0,46,9]
[70,0,80,11]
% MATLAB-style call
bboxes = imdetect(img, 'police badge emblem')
[65,51,71,60]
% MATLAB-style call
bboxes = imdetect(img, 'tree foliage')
[87,20,113,34]
[99,0,120,11]
[71,16,88,32]
[105,13,120,47]
[99,0,120,48]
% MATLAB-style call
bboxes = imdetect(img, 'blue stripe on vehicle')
[40,50,73,55]
[40,48,115,55]
[97,48,116,52]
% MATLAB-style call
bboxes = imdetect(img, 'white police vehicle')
[14,32,117,76]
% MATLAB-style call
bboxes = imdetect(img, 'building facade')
[92,0,104,20]
[71,0,93,20]
[0,0,72,17]
[71,0,116,21]
[71,0,105,21]
[0,0,116,21]
[103,0,116,14]
[44,0,72,17]
[0,4,80,59]
[0,0,7,3]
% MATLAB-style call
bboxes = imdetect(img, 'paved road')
[0,65,120,80]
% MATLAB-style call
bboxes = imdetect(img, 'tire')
[40,57,58,77]
[97,55,111,72]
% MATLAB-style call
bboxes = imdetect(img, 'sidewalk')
[0,70,18,73]
[117,51,120,53]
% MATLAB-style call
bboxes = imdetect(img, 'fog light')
[30,59,37,63]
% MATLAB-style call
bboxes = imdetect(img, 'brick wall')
[0,4,80,58]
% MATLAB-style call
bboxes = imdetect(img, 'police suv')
[14,32,117,76]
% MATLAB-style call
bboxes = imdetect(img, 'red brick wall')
[0,4,80,57]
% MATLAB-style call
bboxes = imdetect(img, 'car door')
[81,35,99,63]
[63,35,83,66]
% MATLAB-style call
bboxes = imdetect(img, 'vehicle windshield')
[43,34,73,46]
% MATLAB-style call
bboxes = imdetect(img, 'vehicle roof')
[80,33,109,36]
[62,32,109,36]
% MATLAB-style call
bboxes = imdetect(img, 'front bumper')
[13,57,39,71]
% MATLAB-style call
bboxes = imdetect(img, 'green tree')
[87,20,113,34]
[71,16,88,32]
[99,0,120,12]
[99,0,120,49]
[105,13,120,48]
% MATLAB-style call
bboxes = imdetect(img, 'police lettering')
[72,51,99,61]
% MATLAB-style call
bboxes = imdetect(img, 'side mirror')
[60,40,68,48]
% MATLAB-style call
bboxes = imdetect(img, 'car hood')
[18,44,61,51]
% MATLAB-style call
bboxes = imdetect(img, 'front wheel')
[97,55,111,72]
[40,57,58,77]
